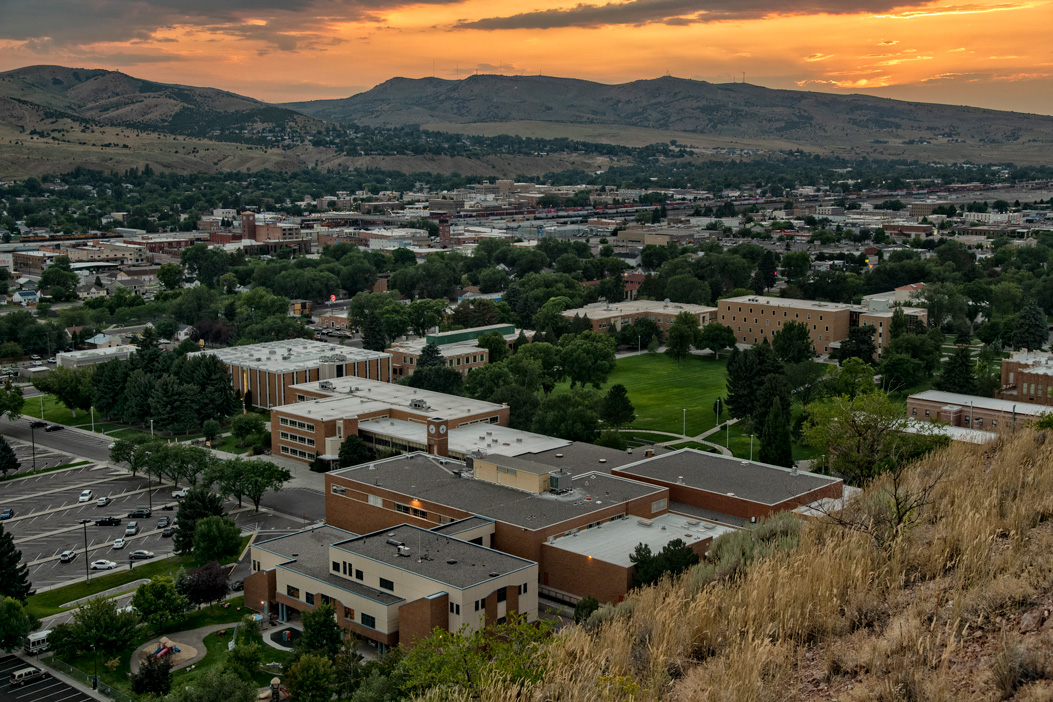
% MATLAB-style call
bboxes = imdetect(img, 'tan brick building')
[999,351,1053,406]
[563,300,717,336]
[906,389,1046,431]
[717,296,926,355]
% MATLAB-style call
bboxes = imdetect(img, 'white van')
[9,666,47,686]
[24,629,52,655]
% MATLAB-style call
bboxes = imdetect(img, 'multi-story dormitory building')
[717,295,927,355]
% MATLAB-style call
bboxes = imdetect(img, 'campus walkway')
[618,419,739,456]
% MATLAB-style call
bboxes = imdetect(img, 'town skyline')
[1,0,1051,115]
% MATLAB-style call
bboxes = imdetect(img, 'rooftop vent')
[677,476,685,484]
[386,538,402,546]
[489,571,499,578]
[598,458,607,464]
[447,559,457,565]
[555,453,564,458]
[397,545,411,556]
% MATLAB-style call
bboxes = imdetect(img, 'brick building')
[999,351,1053,406]
[907,389,1047,431]
[717,296,927,355]
[388,324,526,379]
[243,523,536,652]
[563,300,717,336]
[190,340,391,410]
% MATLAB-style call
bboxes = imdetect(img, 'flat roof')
[283,377,507,423]
[909,390,1050,417]
[355,417,569,456]
[332,453,666,530]
[615,449,841,506]
[547,512,736,567]
[719,295,858,313]
[430,516,494,536]
[564,300,716,319]
[193,339,389,373]
[56,345,137,359]
[510,442,667,472]
[334,524,534,589]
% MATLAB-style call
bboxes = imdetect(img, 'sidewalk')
[618,419,739,457]
[129,622,237,674]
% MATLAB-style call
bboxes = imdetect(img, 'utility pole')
[750,434,754,461]
[80,519,91,583]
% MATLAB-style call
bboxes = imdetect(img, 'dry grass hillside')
[443,428,1053,702]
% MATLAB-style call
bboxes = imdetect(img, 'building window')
[519,583,529,595]
[911,408,917,416]
[331,485,346,495]
[355,569,363,580]
[360,613,376,629]
[379,578,394,592]
[925,410,930,417]
[305,593,315,605]
[651,498,667,513]
[280,417,315,432]
[411,507,428,519]
[344,606,355,621]
[280,445,315,460]
[449,602,460,615]
[280,431,315,447]
[286,585,300,600]
[296,394,306,402]
[475,599,481,611]
[395,503,410,514]
[321,594,331,605]
[332,561,340,572]
[497,588,507,603]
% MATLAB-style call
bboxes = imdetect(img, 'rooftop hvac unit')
[397,545,411,557]
[386,538,403,546]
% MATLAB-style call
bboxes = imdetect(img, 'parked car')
[30,355,41,361]
[128,508,151,518]
[129,550,155,560]
[125,521,140,536]
[0,508,13,520]
[59,549,77,563]
[46,357,56,364]
[45,424,63,432]
[9,666,47,686]
[94,516,121,527]
[172,488,190,499]
[90,559,117,570]
[230,579,244,591]
[161,527,174,538]
[157,517,170,529]
[96,496,111,507]
[29,420,46,429]
[78,489,93,503]
[112,537,126,549]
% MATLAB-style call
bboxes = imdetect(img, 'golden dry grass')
[455,428,1053,702]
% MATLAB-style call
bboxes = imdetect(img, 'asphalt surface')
[1,417,113,464]
[0,655,96,702]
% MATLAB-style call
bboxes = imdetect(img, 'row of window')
[394,503,429,519]
[281,445,315,460]
[911,407,997,427]
[280,431,316,447]
[280,417,315,432]
[728,306,825,321]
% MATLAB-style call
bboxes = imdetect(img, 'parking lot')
[2,436,78,476]
[0,655,96,702]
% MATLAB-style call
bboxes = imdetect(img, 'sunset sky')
[1,0,1051,114]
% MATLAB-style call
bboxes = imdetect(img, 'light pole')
[715,398,721,426]
[91,643,98,690]
[80,519,91,583]
[150,418,154,436]
[682,408,686,436]
[749,434,754,461]
[29,422,37,471]
[90,406,95,433]
[726,421,730,448]
[637,335,641,354]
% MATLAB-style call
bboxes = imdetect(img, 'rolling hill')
[284,74,1053,162]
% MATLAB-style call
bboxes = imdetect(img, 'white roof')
[353,417,569,457]
[910,390,1050,417]
[193,339,388,373]
[546,512,735,567]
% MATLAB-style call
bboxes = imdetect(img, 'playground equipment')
[153,637,182,658]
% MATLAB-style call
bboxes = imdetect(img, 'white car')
[112,537,126,549]
[59,550,77,563]
[90,559,117,570]
[78,489,93,503]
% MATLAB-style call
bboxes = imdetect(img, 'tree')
[174,487,225,555]
[476,331,509,364]
[300,602,343,660]
[415,343,443,369]
[757,250,778,291]
[0,597,37,652]
[665,311,700,367]
[202,419,221,444]
[803,391,947,485]
[0,382,23,421]
[404,364,463,395]
[131,652,173,696]
[935,345,977,395]
[286,654,337,702]
[1013,300,1047,350]
[601,384,636,427]
[192,517,241,565]
[559,331,616,389]
[837,325,877,366]
[509,342,564,396]
[242,460,292,512]
[0,525,31,602]
[49,596,138,659]
[406,299,447,337]
[92,359,128,419]
[361,312,387,352]
[338,435,375,468]
[225,616,264,683]
[166,668,257,702]
[149,375,197,433]
[781,251,811,285]
[889,307,909,340]
[829,357,877,398]
[183,562,230,609]
[32,365,93,417]
[697,323,736,360]
[879,353,925,392]
[0,436,18,476]
[752,374,791,429]
[230,413,265,447]
[574,596,600,624]
[39,257,79,300]
[130,575,188,632]
[157,263,184,291]
[771,321,814,363]
[532,390,602,442]
[759,398,793,467]
[630,538,700,588]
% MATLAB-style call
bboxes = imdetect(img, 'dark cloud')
[0,0,459,51]
[455,0,922,30]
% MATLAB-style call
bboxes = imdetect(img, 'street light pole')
[29,423,37,471]
[90,406,95,433]
[80,519,91,583]
[91,644,98,690]
[750,434,754,461]
[682,408,686,436]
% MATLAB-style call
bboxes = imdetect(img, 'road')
[0,417,114,463]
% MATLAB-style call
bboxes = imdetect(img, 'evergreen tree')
[837,325,878,366]
[725,347,761,421]
[1012,300,1047,350]
[416,342,443,369]
[771,321,814,363]
[338,435,375,468]
[122,369,154,426]
[757,250,778,291]
[149,375,197,433]
[92,359,129,419]
[361,312,386,352]
[601,384,636,427]
[752,374,791,429]
[759,398,793,467]
[0,525,32,602]
[935,345,977,395]
[0,436,18,476]
[404,366,463,395]
[889,307,909,340]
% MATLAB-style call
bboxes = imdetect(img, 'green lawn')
[618,430,683,446]
[560,353,729,437]
[721,407,822,464]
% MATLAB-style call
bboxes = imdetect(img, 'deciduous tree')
[130,575,187,632]
[0,597,37,652]
[771,321,814,363]
[192,517,241,566]
[559,331,616,389]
